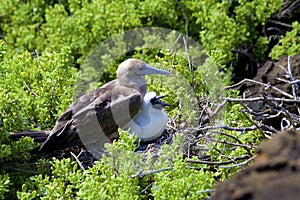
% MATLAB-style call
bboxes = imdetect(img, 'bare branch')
[71,149,85,171]
[24,82,39,98]
[225,78,294,99]
[186,155,250,166]
[224,96,300,103]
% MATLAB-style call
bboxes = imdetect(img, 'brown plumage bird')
[10,58,170,155]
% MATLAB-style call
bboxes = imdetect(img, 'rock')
[241,54,300,98]
[236,54,300,130]
[211,130,300,200]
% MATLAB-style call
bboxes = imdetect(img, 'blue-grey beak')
[138,64,171,76]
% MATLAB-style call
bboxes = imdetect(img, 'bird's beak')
[138,64,171,76]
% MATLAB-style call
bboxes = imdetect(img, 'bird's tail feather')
[9,130,51,142]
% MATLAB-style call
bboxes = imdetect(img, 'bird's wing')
[72,86,142,147]
[49,80,118,135]
[39,80,142,153]
[38,80,117,152]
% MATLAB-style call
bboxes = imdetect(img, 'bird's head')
[150,93,171,110]
[142,91,171,111]
[117,58,170,91]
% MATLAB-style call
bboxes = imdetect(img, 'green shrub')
[0,40,76,198]
[184,0,283,64]
[18,130,216,199]
[270,21,300,59]
[0,174,10,199]
[0,0,182,61]
[0,41,76,132]
[0,0,284,198]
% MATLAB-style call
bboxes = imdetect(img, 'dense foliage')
[0,0,298,199]
[270,21,300,59]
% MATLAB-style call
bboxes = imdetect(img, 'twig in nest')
[225,78,294,99]
[212,130,253,156]
[218,155,255,169]
[224,96,300,103]
[190,125,259,132]
[186,155,250,166]
[71,149,85,171]
[287,56,300,114]
[201,100,227,125]
[241,109,265,138]
[268,20,293,28]
[208,137,256,150]
[129,167,173,178]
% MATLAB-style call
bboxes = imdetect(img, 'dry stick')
[224,96,300,103]
[276,77,300,85]
[29,116,42,130]
[280,0,300,17]
[190,125,259,132]
[225,78,294,99]
[186,155,249,166]
[184,181,196,199]
[178,1,189,38]
[130,155,251,179]
[167,33,182,51]
[219,155,255,169]
[243,104,271,116]
[212,130,253,156]
[201,100,227,124]
[129,167,173,178]
[241,109,265,138]
[278,56,299,101]
[267,93,300,127]
[183,36,195,89]
[211,146,237,164]
[263,109,283,119]
[208,137,256,149]
[49,84,56,119]
[268,20,293,28]
[273,107,300,127]
[291,80,300,84]
[287,56,300,115]
[70,149,85,171]
[260,124,278,134]
[24,82,39,98]
[35,49,42,65]
[138,182,155,195]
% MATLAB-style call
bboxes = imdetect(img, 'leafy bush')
[270,21,300,59]
[0,174,10,199]
[0,0,182,61]
[0,41,76,132]
[0,0,285,198]
[184,0,283,64]
[0,40,76,198]
[17,130,216,199]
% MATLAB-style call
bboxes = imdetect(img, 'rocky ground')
[211,130,300,200]
[232,54,300,131]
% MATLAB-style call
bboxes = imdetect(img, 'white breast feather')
[122,92,168,141]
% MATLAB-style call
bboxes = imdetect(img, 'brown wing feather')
[39,80,142,153]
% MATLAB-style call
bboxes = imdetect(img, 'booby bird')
[122,91,170,142]
[10,58,170,153]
